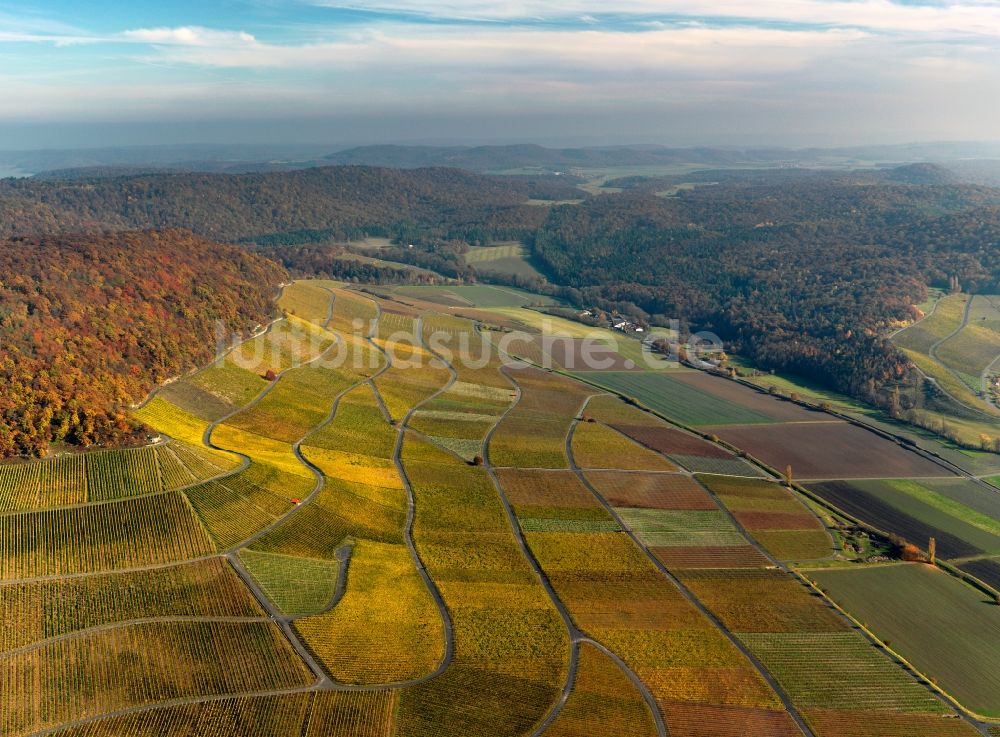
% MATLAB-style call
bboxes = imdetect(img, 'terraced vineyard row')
[0,441,236,511]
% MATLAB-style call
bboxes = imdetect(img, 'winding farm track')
[364,313,457,685]
[13,290,444,737]
[409,319,668,737]
[13,290,460,737]
[414,322,586,737]
[13,286,997,737]
[564,396,816,737]
[979,295,1000,410]
[567,392,995,735]
[481,371,583,737]
[898,293,999,418]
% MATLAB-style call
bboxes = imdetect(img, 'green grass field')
[840,479,1000,558]
[936,295,1000,387]
[812,563,1000,717]
[893,293,969,355]
[892,292,1000,430]
[462,242,548,280]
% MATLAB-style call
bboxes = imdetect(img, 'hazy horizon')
[4,1,1000,150]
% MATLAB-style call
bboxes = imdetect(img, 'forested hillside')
[0,230,285,457]
[0,166,577,243]
[532,182,1000,401]
[6,164,1000,418]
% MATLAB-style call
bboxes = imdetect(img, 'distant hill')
[323,142,1000,173]
[0,166,582,242]
[0,143,335,177]
[323,144,804,171]
[882,163,957,185]
[0,230,286,457]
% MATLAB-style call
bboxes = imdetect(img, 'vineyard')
[0,279,993,737]
[294,540,446,684]
[0,440,235,511]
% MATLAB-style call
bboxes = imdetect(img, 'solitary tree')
[928,537,936,565]
[785,465,794,487]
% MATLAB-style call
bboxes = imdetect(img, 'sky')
[2,0,1000,149]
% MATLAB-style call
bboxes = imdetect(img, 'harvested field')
[539,338,637,371]
[609,424,731,458]
[808,480,998,559]
[813,563,1000,716]
[708,421,951,480]
[580,372,776,426]
[671,373,830,423]
[958,557,1000,590]
[585,471,714,510]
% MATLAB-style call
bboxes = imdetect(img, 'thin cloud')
[121,27,258,47]
[312,0,1000,37]
[131,23,868,72]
